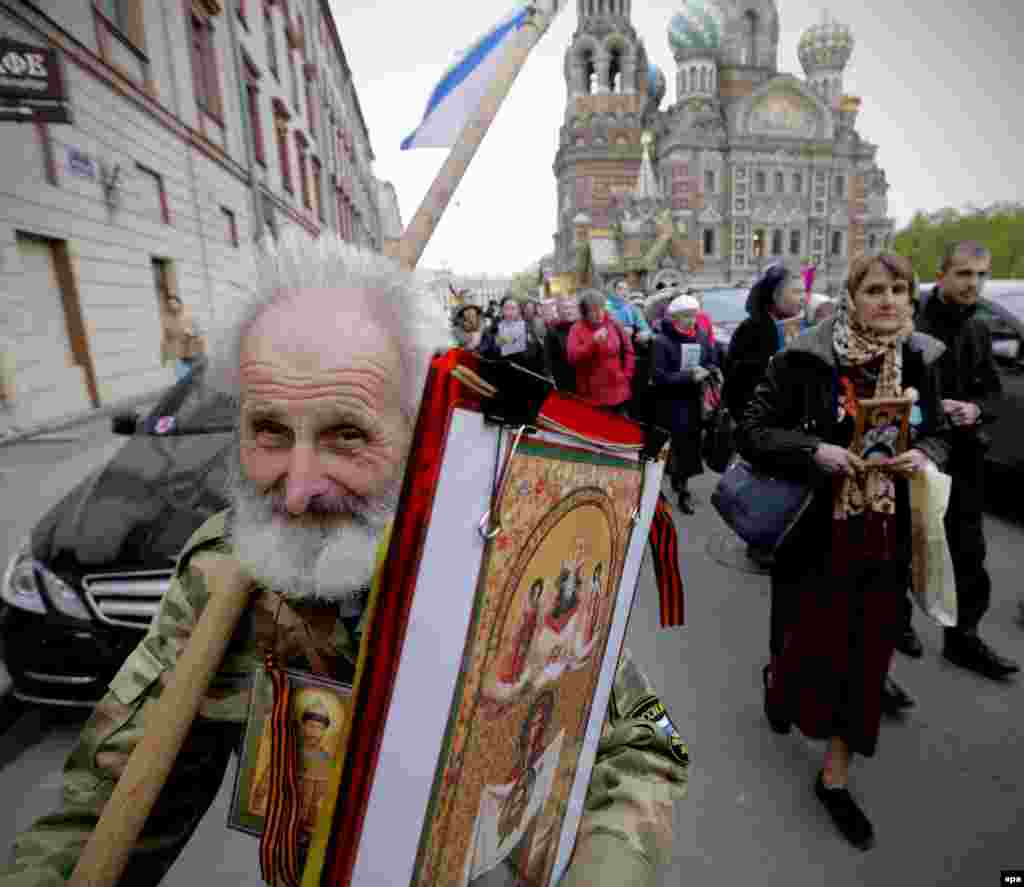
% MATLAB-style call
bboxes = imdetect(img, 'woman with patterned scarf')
[736,253,950,851]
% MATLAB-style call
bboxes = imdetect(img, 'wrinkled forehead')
[240,287,402,395]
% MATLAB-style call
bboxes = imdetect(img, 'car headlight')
[37,567,93,621]
[1,541,93,621]
[2,545,46,615]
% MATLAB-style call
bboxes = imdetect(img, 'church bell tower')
[553,0,650,279]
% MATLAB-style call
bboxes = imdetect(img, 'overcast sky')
[331,0,1023,275]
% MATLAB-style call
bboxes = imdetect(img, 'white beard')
[226,445,400,607]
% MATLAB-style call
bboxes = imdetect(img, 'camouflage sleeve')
[0,552,241,886]
[560,647,690,887]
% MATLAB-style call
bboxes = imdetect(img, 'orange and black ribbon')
[649,492,684,627]
[258,652,303,887]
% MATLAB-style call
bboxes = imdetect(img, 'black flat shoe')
[762,665,791,734]
[815,772,875,851]
[895,626,924,659]
[880,675,914,716]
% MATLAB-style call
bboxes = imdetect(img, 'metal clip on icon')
[478,423,536,541]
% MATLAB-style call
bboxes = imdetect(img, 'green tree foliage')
[893,203,1024,281]
[508,269,541,301]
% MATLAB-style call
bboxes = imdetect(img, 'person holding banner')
[0,232,688,887]
[482,296,547,377]
[651,294,719,514]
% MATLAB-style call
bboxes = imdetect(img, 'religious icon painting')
[228,668,353,841]
[312,353,667,887]
[407,435,646,887]
[851,396,913,464]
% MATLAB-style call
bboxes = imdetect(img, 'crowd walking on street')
[447,238,1020,854]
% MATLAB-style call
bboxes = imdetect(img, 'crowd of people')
[450,280,723,514]
[452,240,1019,852]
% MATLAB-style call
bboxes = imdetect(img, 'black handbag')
[702,407,735,473]
[711,456,815,551]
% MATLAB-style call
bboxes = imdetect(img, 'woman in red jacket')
[567,289,635,412]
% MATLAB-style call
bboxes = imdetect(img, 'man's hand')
[813,443,864,478]
[881,448,934,477]
[942,399,981,426]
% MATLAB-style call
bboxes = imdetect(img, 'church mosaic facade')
[548,0,896,297]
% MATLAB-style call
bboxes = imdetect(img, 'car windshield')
[699,289,749,325]
[142,368,237,434]
[985,289,1024,321]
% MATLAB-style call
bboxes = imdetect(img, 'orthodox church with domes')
[547,0,895,297]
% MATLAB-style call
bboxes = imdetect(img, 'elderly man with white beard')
[0,231,689,887]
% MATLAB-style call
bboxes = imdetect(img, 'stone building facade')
[0,0,389,433]
[549,0,895,297]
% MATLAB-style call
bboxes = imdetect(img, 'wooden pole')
[395,2,564,271]
[69,567,253,887]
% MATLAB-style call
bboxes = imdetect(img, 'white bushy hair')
[205,229,451,424]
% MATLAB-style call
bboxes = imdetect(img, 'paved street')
[0,428,1021,885]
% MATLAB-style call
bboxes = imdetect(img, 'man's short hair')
[205,229,450,424]
[940,240,992,273]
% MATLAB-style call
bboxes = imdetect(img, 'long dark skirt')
[767,558,905,758]
[669,428,703,484]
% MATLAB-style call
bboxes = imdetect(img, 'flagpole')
[393,2,564,271]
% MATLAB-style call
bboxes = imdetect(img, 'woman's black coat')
[735,318,951,569]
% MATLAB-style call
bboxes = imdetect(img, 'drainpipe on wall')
[225,4,262,243]
[158,1,216,327]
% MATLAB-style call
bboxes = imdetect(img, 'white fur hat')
[667,294,700,315]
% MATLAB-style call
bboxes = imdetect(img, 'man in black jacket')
[914,240,1019,680]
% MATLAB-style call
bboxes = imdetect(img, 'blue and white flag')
[401,5,533,150]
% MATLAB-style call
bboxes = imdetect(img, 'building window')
[304,66,317,133]
[868,233,877,250]
[265,4,278,79]
[793,172,802,193]
[296,132,310,209]
[815,200,825,215]
[752,228,765,258]
[222,207,238,247]
[246,84,265,165]
[189,13,223,120]
[288,47,300,112]
[771,229,783,256]
[831,230,843,256]
[312,157,323,221]
[775,171,785,193]
[755,171,766,193]
[790,230,801,256]
[704,169,715,193]
[241,53,265,166]
[137,163,169,224]
[273,100,293,193]
[703,228,715,256]
[834,175,845,198]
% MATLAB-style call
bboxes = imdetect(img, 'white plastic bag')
[909,464,957,627]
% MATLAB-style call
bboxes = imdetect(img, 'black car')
[1,366,235,706]
[918,280,1024,494]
